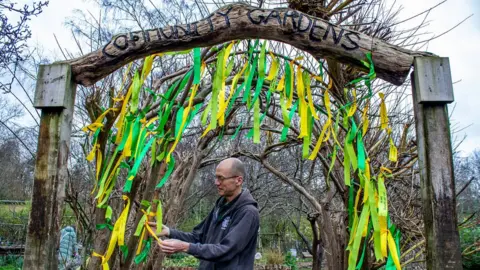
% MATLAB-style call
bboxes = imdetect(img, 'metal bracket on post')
[24,63,76,270]
[411,56,462,270]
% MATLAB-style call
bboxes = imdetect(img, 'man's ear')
[236,176,244,186]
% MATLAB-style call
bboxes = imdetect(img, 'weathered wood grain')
[413,57,454,103]
[33,64,73,108]
[411,57,462,270]
[23,64,76,269]
[64,3,431,86]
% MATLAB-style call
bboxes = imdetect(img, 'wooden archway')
[23,4,461,270]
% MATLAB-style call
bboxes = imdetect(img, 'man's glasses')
[215,175,239,182]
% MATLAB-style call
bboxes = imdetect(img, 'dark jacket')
[169,189,259,270]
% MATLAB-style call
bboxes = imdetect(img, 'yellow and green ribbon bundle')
[82,40,402,269]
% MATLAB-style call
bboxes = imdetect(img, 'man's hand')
[147,222,170,237]
[160,239,190,254]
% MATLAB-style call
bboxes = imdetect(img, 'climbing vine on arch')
[82,39,402,270]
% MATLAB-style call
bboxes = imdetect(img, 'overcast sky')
[21,0,480,156]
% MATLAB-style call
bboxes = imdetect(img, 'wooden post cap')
[413,57,454,104]
[34,63,76,109]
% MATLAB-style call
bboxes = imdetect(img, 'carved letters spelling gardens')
[67,3,430,87]
[102,7,361,58]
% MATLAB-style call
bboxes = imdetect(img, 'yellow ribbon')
[167,83,200,162]
[296,65,308,138]
[97,155,124,205]
[94,195,130,269]
[145,219,162,245]
[308,90,332,160]
[286,61,295,109]
[136,226,146,255]
[109,196,130,252]
[379,92,388,130]
[156,200,163,235]
[362,101,369,136]
[167,63,206,160]
[82,108,119,133]
[141,55,155,81]
[306,74,319,120]
[380,216,388,257]
[115,83,134,145]
[218,44,234,126]
[347,88,357,117]
[387,230,402,270]
[389,137,398,162]
[267,52,279,81]
[276,74,285,93]
[86,144,98,161]
[92,252,110,270]
[219,61,246,120]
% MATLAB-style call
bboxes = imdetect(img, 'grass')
[264,249,284,265]
[163,253,199,267]
[0,254,23,269]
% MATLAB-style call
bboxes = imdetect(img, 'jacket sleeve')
[169,210,213,243]
[186,209,259,262]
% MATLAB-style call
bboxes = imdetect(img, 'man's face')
[215,161,242,197]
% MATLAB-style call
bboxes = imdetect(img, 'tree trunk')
[308,213,322,270]
[151,144,208,269]
[120,161,167,270]
[261,157,344,270]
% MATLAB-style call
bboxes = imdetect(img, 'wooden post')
[23,63,76,269]
[411,57,462,269]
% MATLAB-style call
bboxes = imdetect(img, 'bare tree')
[0,0,49,92]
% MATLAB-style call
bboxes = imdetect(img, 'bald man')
[151,158,260,270]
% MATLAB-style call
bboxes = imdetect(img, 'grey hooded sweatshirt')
[169,189,259,270]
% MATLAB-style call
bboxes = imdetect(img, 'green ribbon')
[156,155,176,189]
[209,49,225,130]
[251,41,267,107]
[226,82,245,116]
[284,61,292,102]
[327,112,341,187]
[134,206,151,236]
[134,238,152,264]
[348,182,354,229]
[130,71,142,113]
[356,221,373,269]
[193,48,201,84]
[120,245,129,262]
[105,205,112,222]
[231,123,243,140]
[280,100,298,142]
[253,98,260,143]
[367,178,382,261]
[175,107,184,138]
[302,109,313,158]
[357,132,366,172]
[96,223,114,231]
[386,222,401,270]
[123,137,155,193]
[243,54,259,105]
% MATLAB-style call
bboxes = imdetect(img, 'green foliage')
[163,253,199,267]
[284,251,298,270]
[0,254,23,269]
[264,249,284,265]
[0,204,30,223]
[0,203,30,245]
[460,225,480,269]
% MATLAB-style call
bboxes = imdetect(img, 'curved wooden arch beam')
[66,3,430,86]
